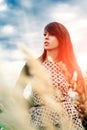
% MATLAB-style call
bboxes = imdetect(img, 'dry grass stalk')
[0,44,81,130]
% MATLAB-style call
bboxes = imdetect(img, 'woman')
[16,22,86,130]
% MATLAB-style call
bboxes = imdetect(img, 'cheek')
[54,39,59,47]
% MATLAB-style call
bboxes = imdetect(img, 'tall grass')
[0,45,84,130]
[0,84,36,130]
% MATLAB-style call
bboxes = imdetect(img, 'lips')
[44,42,49,46]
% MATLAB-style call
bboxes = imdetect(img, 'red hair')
[40,22,86,97]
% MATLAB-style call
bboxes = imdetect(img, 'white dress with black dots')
[31,60,84,130]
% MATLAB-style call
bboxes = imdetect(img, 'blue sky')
[0,0,87,86]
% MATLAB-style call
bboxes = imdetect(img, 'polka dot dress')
[31,60,84,130]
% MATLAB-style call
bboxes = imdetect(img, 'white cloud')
[21,0,33,8]
[9,48,26,60]
[0,47,8,60]
[0,0,7,11]
[0,0,4,3]
[66,19,87,46]
[48,3,78,23]
[1,25,16,36]
[0,60,25,87]
[0,45,27,62]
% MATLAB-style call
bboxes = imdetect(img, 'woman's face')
[43,31,59,50]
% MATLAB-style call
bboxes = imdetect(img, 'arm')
[15,63,32,92]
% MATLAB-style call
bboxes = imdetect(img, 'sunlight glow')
[77,53,87,74]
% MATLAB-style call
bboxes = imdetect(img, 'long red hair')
[39,22,86,98]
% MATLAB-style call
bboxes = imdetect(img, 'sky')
[0,0,87,87]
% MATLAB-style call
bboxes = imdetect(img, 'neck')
[46,49,59,62]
